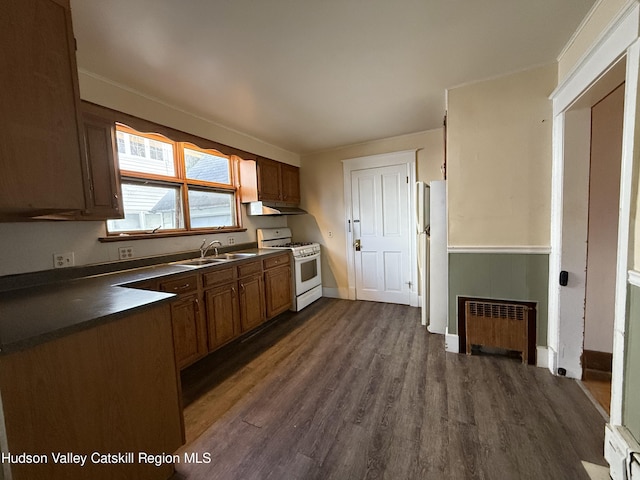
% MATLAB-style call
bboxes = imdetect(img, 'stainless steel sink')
[174,258,228,267]
[223,253,257,259]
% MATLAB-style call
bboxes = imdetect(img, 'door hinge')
[406,176,409,183]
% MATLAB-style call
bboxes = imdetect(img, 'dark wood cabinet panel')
[0,0,85,216]
[263,252,292,319]
[256,157,282,202]
[205,283,240,350]
[239,273,265,332]
[241,157,301,206]
[161,274,207,369]
[281,163,300,204]
[78,113,123,219]
[0,305,183,480]
[264,264,292,319]
[170,294,208,369]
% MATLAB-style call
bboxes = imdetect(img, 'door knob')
[354,239,361,251]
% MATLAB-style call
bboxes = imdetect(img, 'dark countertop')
[0,249,284,355]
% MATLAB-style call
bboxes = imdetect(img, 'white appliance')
[416,182,430,326]
[416,181,430,233]
[429,180,447,334]
[256,228,322,311]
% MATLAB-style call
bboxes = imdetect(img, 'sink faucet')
[200,239,223,258]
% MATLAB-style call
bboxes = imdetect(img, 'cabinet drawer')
[237,260,262,278]
[263,253,290,270]
[159,274,199,294]
[203,267,236,288]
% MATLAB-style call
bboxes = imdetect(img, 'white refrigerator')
[428,180,447,334]
[416,182,430,326]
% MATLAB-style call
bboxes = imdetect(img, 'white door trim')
[343,150,417,305]
[549,2,640,431]
[611,38,640,425]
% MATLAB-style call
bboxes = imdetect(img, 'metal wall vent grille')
[467,301,527,321]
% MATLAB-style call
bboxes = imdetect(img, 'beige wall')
[79,71,300,166]
[558,0,627,83]
[288,130,444,296]
[446,64,556,247]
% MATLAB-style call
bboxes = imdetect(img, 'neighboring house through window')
[106,124,239,235]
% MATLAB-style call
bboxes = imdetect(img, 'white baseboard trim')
[410,292,419,308]
[445,332,459,353]
[547,346,558,375]
[536,346,550,369]
[322,287,350,299]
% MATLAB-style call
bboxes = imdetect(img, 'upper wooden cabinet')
[241,157,301,205]
[78,112,124,219]
[280,163,301,205]
[0,0,86,217]
[256,157,282,202]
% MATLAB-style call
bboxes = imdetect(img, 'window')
[107,125,239,235]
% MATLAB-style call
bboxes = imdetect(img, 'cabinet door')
[257,157,282,202]
[170,294,207,369]
[78,113,124,219]
[239,274,266,332]
[0,0,85,215]
[205,282,240,350]
[281,164,300,205]
[264,265,292,319]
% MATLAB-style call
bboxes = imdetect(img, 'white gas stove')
[257,228,322,311]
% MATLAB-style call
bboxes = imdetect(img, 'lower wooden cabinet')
[160,274,207,369]
[0,305,183,480]
[264,254,292,319]
[144,255,290,370]
[205,282,240,350]
[169,294,208,369]
[239,273,266,332]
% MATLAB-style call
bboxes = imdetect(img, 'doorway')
[582,82,625,415]
[549,56,628,381]
[343,150,417,305]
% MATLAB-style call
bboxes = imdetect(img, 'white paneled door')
[351,164,411,304]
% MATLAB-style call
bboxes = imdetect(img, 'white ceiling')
[71,0,596,155]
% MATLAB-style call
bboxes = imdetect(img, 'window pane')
[187,189,235,228]
[107,183,184,232]
[116,129,175,176]
[184,148,231,184]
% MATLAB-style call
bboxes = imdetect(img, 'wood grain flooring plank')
[175,298,607,480]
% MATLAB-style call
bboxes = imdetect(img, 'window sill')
[98,227,247,243]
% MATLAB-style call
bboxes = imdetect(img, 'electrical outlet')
[228,237,235,245]
[118,246,134,260]
[53,252,75,268]
[328,231,333,238]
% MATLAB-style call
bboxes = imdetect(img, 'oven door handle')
[294,252,321,261]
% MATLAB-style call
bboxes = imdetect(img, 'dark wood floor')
[175,298,606,480]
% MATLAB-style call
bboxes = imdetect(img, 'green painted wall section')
[448,253,549,346]
[624,284,640,442]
